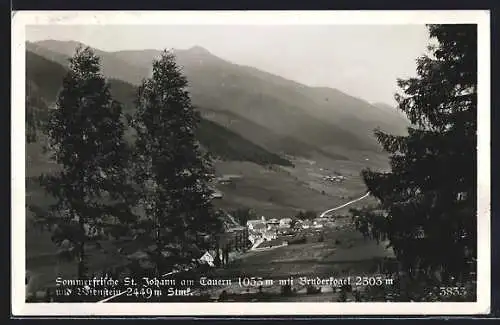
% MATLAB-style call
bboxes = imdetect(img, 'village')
[196,211,353,269]
[246,215,342,251]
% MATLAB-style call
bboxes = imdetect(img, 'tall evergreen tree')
[30,47,134,278]
[26,86,38,143]
[360,24,477,284]
[129,50,222,274]
[26,81,48,143]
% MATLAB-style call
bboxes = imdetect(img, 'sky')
[26,24,431,105]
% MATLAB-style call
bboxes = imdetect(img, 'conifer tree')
[26,87,38,143]
[359,24,477,285]
[30,47,135,278]
[129,50,222,275]
[26,81,48,143]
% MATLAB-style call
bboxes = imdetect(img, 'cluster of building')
[247,217,293,244]
[323,175,346,183]
[298,218,331,229]
[245,216,338,249]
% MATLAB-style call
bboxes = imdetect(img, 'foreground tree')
[31,47,134,278]
[295,210,317,220]
[26,82,39,143]
[359,24,477,284]
[129,50,222,275]
[26,81,50,144]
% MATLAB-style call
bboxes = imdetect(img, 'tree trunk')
[77,213,86,279]
[78,241,85,278]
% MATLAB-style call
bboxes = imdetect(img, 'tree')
[231,207,256,226]
[295,210,316,220]
[129,50,222,275]
[26,81,50,143]
[360,25,477,284]
[350,206,388,243]
[26,83,39,143]
[30,47,135,278]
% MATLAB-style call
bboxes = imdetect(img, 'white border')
[12,10,491,316]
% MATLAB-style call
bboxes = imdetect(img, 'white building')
[279,218,292,226]
[301,221,312,229]
[266,218,280,229]
[198,251,215,267]
[247,220,266,231]
[261,230,277,241]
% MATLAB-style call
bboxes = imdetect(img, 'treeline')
[29,48,225,278]
[196,118,293,166]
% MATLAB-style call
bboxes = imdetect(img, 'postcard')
[12,10,491,316]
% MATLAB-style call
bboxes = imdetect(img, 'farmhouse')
[279,218,293,227]
[247,220,266,232]
[301,220,312,229]
[267,218,280,226]
[198,251,216,267]
[261,230,277,241]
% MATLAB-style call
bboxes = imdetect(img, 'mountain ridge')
[25,50,294,169]
[27,39,410,160]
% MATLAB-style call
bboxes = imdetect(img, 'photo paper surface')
[12,10,491,316]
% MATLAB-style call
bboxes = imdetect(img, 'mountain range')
[25,49,293,169]
[25,39,410,171]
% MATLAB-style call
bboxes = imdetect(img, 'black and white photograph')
[12,11,490,316]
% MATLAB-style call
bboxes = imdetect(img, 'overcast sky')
[26,24,430,105]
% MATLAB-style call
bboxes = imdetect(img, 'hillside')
[197,118,292,166]
[200,108,348,161]
[115,46,409,143]
[28,40,410,160]
[28,40,148,85]
[25,50,292,169]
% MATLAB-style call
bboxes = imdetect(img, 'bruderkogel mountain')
[113,45,409,147]
[27,40,410,160]
[25,44,341,166]
[26,41,348,160]
[25,50,293,168]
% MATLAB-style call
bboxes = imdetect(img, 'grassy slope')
[26,50,292,168]
[200,108,348,161]
[211,159,372,218]
[214,227,394,280]
[115,46,409,141]
[30,41,410,160]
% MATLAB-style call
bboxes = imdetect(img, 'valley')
[23,39,405,299]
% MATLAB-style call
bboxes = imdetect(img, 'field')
[103,225,398,303]
[24,150,385,295]
[212,155,381,218]
[198,226,396,301]
[218,228,394,278]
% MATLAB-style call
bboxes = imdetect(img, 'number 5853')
[439,287,467,296]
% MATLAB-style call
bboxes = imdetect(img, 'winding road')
[318,192,370,218]
[97,192,371,303]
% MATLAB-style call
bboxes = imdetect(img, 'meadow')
[24,150,381,295]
